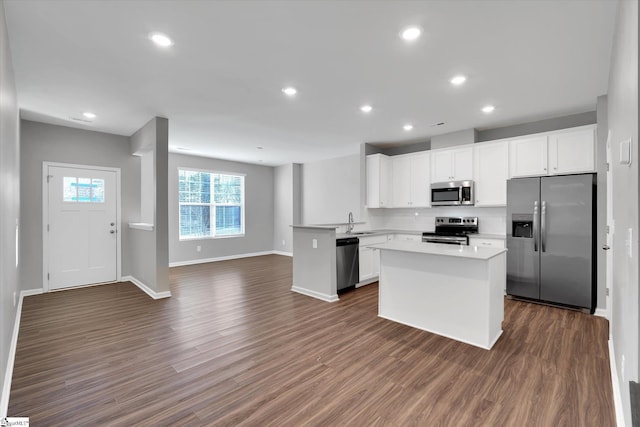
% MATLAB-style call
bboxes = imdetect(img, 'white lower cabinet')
[393,234,422,242]
[468,237,505,249]
[358,234,389,286]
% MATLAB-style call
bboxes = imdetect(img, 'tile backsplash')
[363,206,507,235]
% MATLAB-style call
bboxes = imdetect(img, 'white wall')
[168,153,274,264]
[273,164,293,254]
[607,1,639,425]
[0,0,20,415]
[302,154,360,225]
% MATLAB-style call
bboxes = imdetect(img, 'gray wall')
[169,153,274,264]
[20,120,140,290]
[607,1,639,425]
[0,0,20,415]
[273,164,300,254]
[431,129,476,149]
[128,117,169,294]
[476,111,597,142]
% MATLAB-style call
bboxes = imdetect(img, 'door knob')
[110,230,116,234]
[602,245,610,250]
[110,222,115,226]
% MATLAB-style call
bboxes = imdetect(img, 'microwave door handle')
[541,200,547,252]
[533,201,539,252]
[459,186,463,204]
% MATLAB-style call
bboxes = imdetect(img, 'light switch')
[619,138,632,166]
[312,239,317,249]
[627,228,633,258]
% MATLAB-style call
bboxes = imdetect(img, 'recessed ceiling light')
[400,26,422,41]
[149,32,173,47]
[282,87,297,96]
[403,124,414,131]
[82,112,96,119]
[482,105,496,113]
[450,75,467,86]
[360,105,373,113]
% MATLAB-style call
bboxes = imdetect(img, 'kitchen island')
[370,241,507,350]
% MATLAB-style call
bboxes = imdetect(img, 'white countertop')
[369,240,507,260]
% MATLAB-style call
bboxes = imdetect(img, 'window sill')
[129,223,154,231]
[179,234,244,241]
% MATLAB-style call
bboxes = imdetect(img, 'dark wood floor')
[9,254,615,426]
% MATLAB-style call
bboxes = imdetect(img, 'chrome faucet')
[347,211,354,233]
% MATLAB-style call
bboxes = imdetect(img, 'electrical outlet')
[312,239,317,249]
[627,228,633,258]
[196,245,201,252]
[282,239,286,246]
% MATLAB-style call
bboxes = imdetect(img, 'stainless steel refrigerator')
[506,174,596,313]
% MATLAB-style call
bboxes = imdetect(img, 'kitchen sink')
[348,232,375,236]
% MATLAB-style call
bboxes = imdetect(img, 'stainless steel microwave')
[430,181,475,206]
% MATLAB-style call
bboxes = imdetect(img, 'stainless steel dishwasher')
[336,237,359,292]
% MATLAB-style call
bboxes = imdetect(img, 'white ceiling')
[4,0,617,166]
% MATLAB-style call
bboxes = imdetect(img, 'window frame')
[177,167,246,241]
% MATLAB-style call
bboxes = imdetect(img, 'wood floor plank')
[8,254,615,426]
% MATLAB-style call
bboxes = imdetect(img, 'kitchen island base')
[375,242,506,350]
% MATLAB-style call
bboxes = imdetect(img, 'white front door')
[46,165,118,290]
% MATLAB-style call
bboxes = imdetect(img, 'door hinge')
[46,175,53,183]
[47,224,50,232]
[606,287,610,296]
[47,273,50,281]
[606,163,609,172]
[606,225,610,234]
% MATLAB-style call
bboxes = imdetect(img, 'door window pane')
[77,177,92,202]
[91,179,105,203]
[63,177,77,202]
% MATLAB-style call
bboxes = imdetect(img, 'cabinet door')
[452,147,473,180]
[548,127,595,174]
[509,136,548,177]
[468,237,506,249]
[474,141,508,206]
[372,248,381,277]
[410,152,430,207]
[431,150,454,182]
[366,154,391,208]
[359,246,374,281]
[391,155,412,207]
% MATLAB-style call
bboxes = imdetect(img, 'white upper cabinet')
[410,152,431,207]
[509,136,548,177]
[473,141,508,206]
[509,125,596,178]
[431,146,473,182]
[366,154,391,208]
[392,152,431,207]
[391,155,411,207]
[548,126,595,175]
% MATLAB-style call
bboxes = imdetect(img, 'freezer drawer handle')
[541,201,547,252]
[533,201,538,252]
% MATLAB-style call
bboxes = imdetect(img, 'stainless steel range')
[422,217,478,245]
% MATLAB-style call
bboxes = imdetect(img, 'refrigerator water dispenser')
[512,214,533,238]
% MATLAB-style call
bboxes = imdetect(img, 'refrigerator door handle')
[541,200,547,252]
[533,201,539,252]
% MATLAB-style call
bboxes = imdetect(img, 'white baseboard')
[595,307,609,319]
[0,288,39,417]
[291,286,339,303]
[272,251,293,257]
[608,339,627,427]
[121,276,171,299]
[169,251,279,267]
